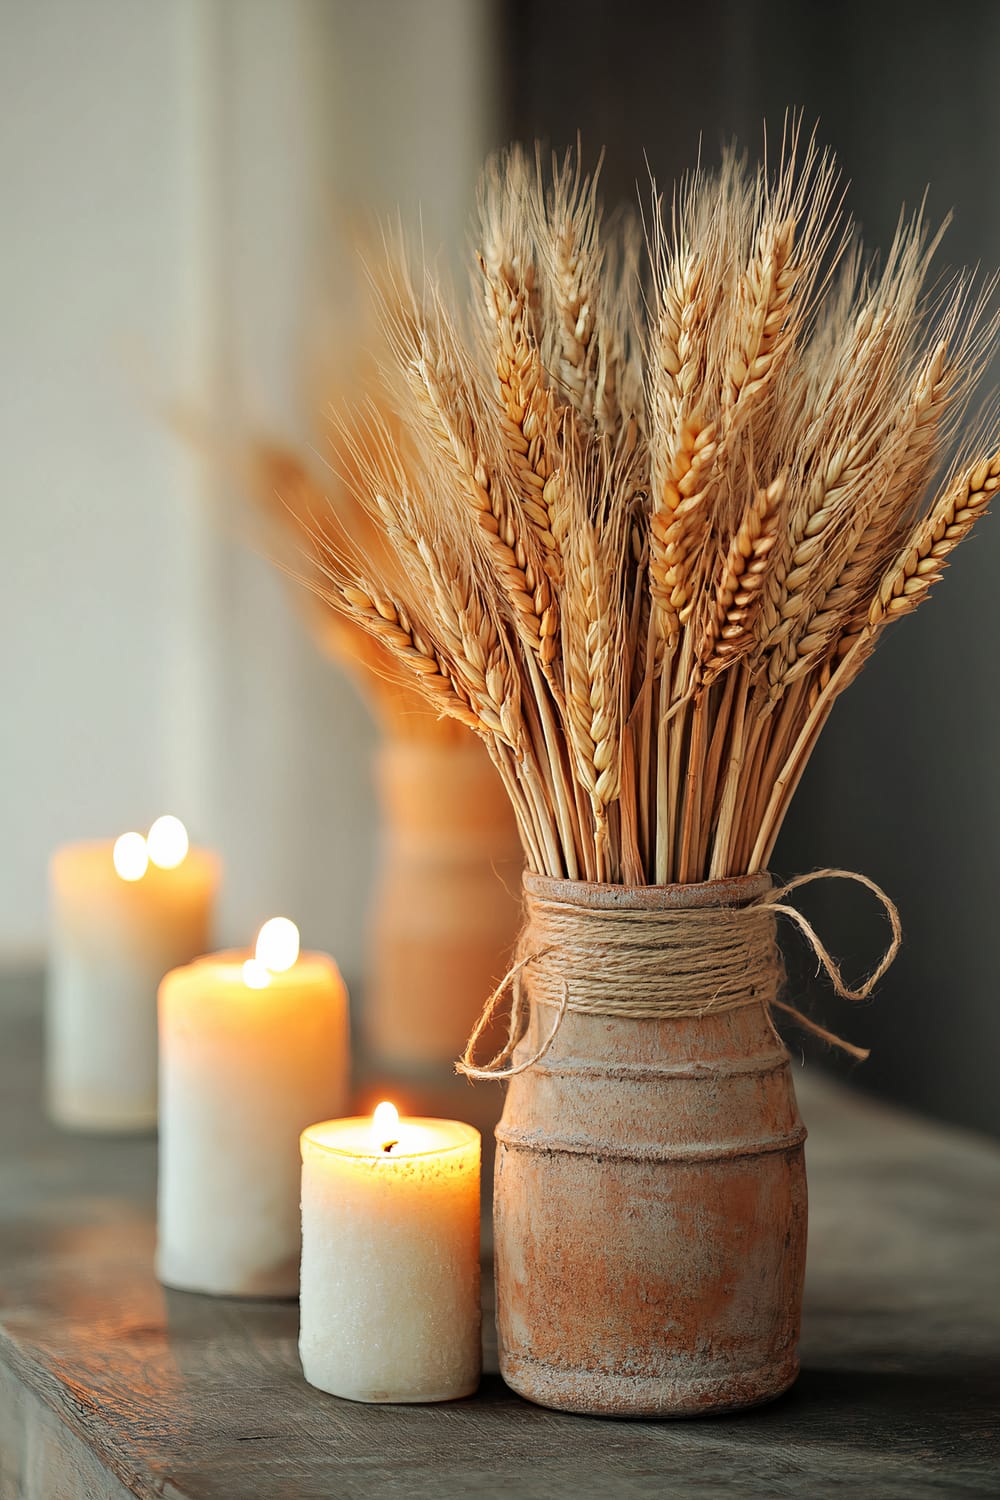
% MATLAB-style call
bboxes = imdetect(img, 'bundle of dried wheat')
[305,128,998,884]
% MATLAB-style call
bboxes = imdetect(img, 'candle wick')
[382,1140,398,1154]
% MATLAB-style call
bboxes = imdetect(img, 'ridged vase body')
[494,872,807,1418]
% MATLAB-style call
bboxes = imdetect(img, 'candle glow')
[112,832,149,882]
[147,815,189,869]
[112,815,191,882]
[255,917,300,973]
[372,1100,401,1152]
[241,917,302,989]
[241,958,270,989]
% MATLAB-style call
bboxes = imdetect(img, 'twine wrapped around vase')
[458,869,901,1080]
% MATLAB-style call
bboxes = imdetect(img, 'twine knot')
[457,868,901,1081]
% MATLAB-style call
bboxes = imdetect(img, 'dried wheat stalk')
[247,427,470,744]
[301,126,999,884]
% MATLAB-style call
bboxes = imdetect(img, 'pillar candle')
[299,1103,481,1403]
[47,819,218,1131]
[157,920,349,1298]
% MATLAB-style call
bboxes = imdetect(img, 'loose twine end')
[765,868,902,1064]
[458,951,566,1081]
[457,867,901,1081]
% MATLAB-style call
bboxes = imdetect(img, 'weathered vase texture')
[365,739,523,1077]
[494,872,807,1418]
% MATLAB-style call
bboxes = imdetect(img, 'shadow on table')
[480,1360,1000,1445]
[796,1360,995,1416]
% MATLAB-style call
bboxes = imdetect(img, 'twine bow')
[457,868,901,1081]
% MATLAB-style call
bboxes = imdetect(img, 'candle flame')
[254,916,300,973]
[147,814,189,869]
[112,832,148,882]
[242,958,270,989]
[372,1100,400,1153]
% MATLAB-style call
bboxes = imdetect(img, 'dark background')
[500,0,1000,1136]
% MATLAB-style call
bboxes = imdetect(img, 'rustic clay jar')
[494,871,807,1418]
[364,738,522,1076]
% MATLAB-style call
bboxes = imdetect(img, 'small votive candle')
[47,818,218,1131]
[157,918,349,1298]
[300,1103,481,1403]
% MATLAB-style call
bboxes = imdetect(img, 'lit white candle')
[47,817,218,1131]
[157,918,349,1298]
[299,1102,481,1403]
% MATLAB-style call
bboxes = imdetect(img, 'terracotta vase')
[362,738,522,1124]
[493,871,807,1418]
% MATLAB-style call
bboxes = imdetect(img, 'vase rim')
[521,870,773,910]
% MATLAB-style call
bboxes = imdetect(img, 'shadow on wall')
[501,0,1000,1135]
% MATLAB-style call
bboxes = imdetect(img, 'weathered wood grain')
[1,969,999,1498]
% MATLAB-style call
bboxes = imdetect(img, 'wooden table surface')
[1,969,999,1500]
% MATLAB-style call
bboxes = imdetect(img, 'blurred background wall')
[3,0,998,1134]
